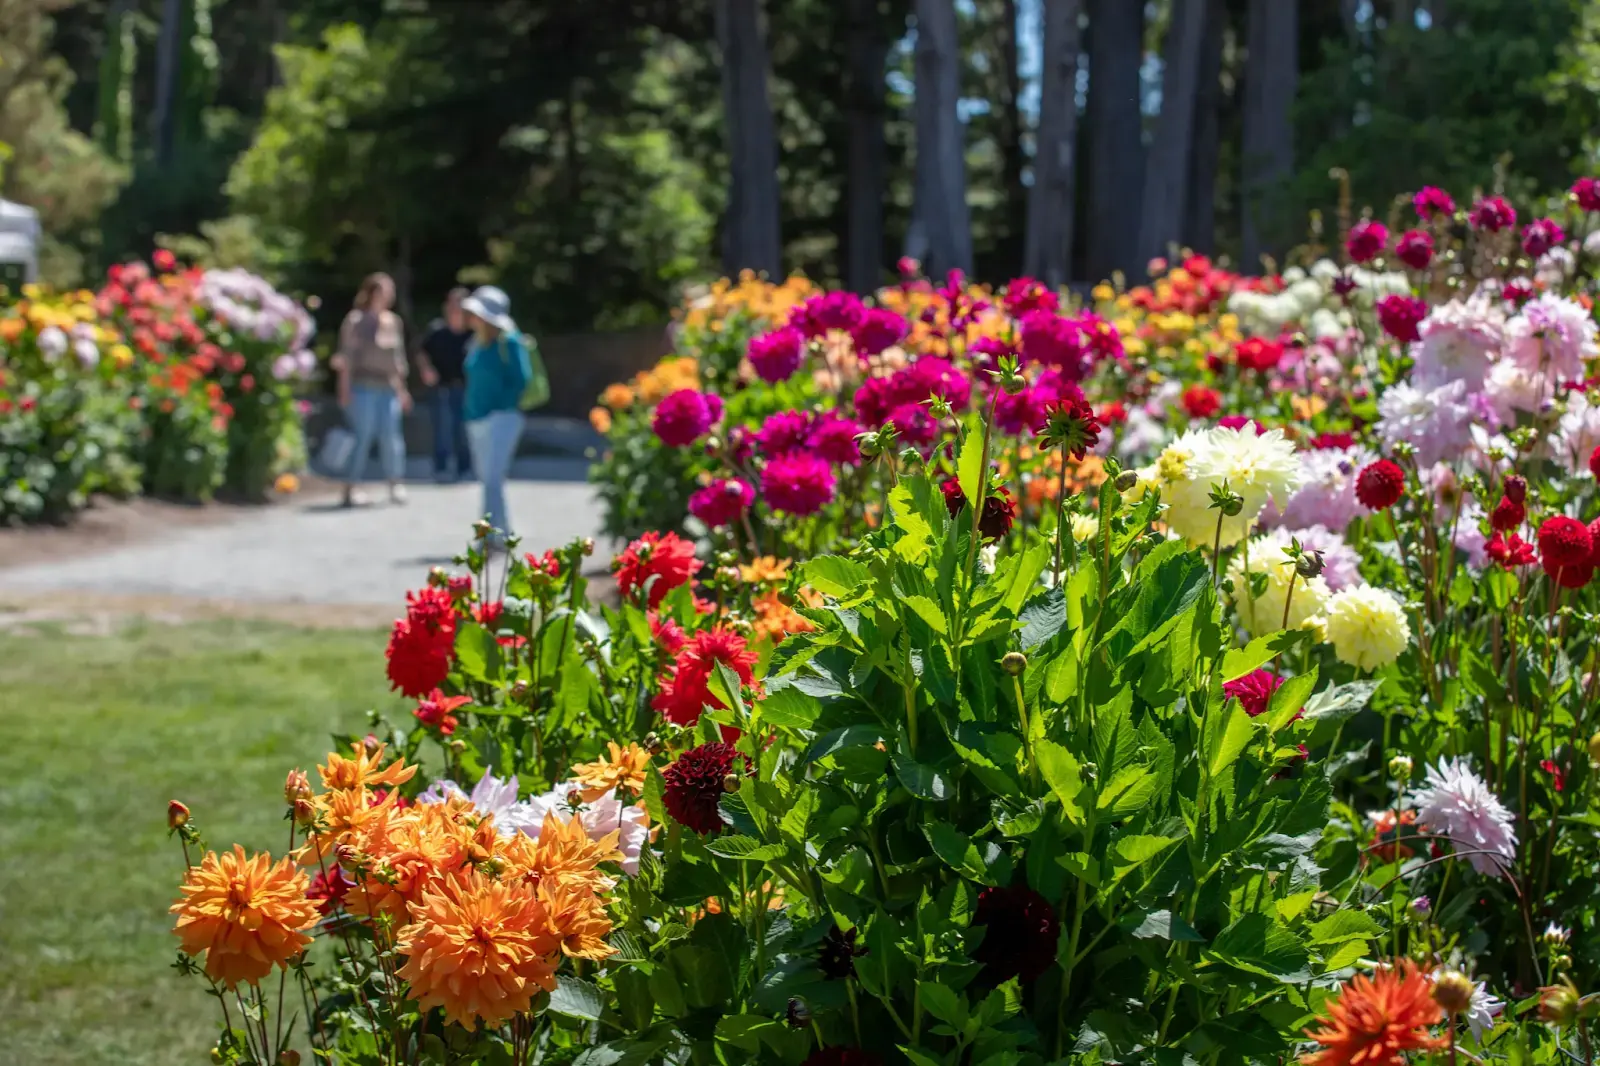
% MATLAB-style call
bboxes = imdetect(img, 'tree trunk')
[998,0,1026,274]
[1138,0,1207,269]
[1392,0,1415,28]
[910,0,973,277]
[1182,0,1226,254]
[1024,0,1082,286]
[152,0,184,165]
[1240,0,1298,270]
[1084,0,1144,283]
[844,0,889,293]
[716,0,783,277]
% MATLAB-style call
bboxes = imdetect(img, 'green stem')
[1012,675,1037,789]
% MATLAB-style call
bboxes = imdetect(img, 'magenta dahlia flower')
[1001,276,1060,318]
[761,453,837,515]
[1019,309,1087,373]
[756,410,812,459]
[688,477,755,527]
[1573,177,1600,213]
[1521,218,1566,259]
[791,291,865,339]
[1345,219,1389,263]
[1413,186,1456,221]
[652,389,723,447]
[747,326,806,383]
[1396,229,1434,270]
[1468,196,1516,233]
[1376,294,1428,344]
[806,411,863,464]
[850,307,908,358]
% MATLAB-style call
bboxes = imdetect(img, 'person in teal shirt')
[460,285,531,546]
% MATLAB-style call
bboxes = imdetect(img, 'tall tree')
[909,0,972,276]
[1024,0,1082,286]
[1240,0,1297,268]
[843,0,890,292]
[1084,0,1143,282]
[1182,0,1227,254]
[151,0,185,164]
[1138,0,1208,268]
[715,0,783,277]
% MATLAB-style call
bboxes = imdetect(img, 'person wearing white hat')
[461,285,536,545]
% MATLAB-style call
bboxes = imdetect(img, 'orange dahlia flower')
[503,811,622,895]
[536,879,617,960]
[171,845,320,988]
[317,742,417,792]
[1303,961,1445,1066]
[395,870,562,1029]
[570,742,652,801]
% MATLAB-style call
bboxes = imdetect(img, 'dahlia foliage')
[174,183,1600,1065]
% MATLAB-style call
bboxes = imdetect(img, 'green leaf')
[642,766,667,826]
[957,415,984,507]
[893,753,952,801]
[1124,908,1205,942]
[1300,678,1382,724]
[919,980,968,1029]
[1096,765,1157,816]
[1221,630,1308,681]
[1019,589,1066,650]
[1206,913,1312,982]
[454,622,502,683]
[1307,910,1383,945]
[1266,667,1318,733]
[1205,703,1258,779]
[659,860,728,905]
[1109,834,1179,887]
[803,555,872,599]
[756,685,821,730]
[903,594,949,636]
[925,821,994,882]
[703,835,786,861]
[709,661,749,723]
[778,787,819,843]
[1037,740,1088,826]
[548,976,605,1021]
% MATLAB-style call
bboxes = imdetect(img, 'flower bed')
[0,254,313,523]
[175,185,1600,1066]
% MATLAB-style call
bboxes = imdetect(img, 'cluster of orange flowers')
[171,742,623,1031]
[679,271,817,334]
[737,555,820,643]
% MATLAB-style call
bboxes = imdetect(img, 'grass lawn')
[0,618,404,1066]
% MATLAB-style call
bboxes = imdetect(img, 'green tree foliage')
[0,0,127,285]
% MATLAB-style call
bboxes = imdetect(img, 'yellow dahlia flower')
[1324,585,1411,670]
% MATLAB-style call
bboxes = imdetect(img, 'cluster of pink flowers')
[853,357,973,447]
[653,388,724,447]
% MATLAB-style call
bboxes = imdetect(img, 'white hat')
[460,285,516,333]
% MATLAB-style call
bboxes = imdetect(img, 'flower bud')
[449,739,467,754]
[1588,731,1600,764]
[1114,469,1139,492]
[293,797,316,826]
[167,800,190,830]
[1387,755,1413,783]
[510,679,531,702]
[1432,969,1475,1015]
[785,997,812,1028]
[362,733,382,755]
[1409,895,1431,917]
[278,1052,303,1066]
[210,1048,225,1065]
[1000,651,1027,676]
[1539,978,1581,1028]
[1504,474,1527,505]
[855,431,882,459]
[473,519,494,539]
[285,769,312,805]
[427,566,448,588]
[722,773,741,793]
[1296,550,1327,580]
[644,732,665,755]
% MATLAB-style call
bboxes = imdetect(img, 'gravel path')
[0,470,609,610]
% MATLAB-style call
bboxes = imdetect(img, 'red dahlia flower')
[1355,459,1406,511]
[662,743,749,834]
[850,307,909,358]
[1468,196,1517,233]
[1345,219,1389,263]
[615,531,700,608]
[1037,395,1102,459]
[1487,532,1537,570]
[1235,337,1285,372]
[1589,445,1600,481]
[1002,276,1060,317]
[1573,177,1600,213]
[414,689,471,735]
[941,478,1017,540]
[1413,186,1456,221]
[1489,495,1525,534]
[1538,515,1592,570]
[971,885,1060,983]
[807,411,864,464]
[1181,384,1221,419]
[1522,218,1566,259]
[790,291,866,338]
[1223,669,1284,718]
[652,627,759,728]
[385,620,454,697]
[1376,294,1428,344]
[1395,229,1434,270]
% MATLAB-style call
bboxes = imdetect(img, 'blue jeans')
[345,384,404,483]
[466,410,524,538]
[429,383,471,478]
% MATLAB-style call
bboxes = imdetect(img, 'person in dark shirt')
[415,287,474,481]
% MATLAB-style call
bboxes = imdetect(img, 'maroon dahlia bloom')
[1395,229,1434,270]
[662,743,749,835]
[1522,218,1566,259]
[757,410,813,459]
[1355,459,1406,512]
[941,478,1017,541]
[817,924,869,980]
[1345,219,1388,263]
[971,885,1060,983]
[1376,294,1428,344]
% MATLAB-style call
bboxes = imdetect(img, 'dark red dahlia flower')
[1345,219,1389,264]
[1036,395,1102,459]
[1223,669,1284,719]
[662,743,749,834]
[1538,515,1593,570]
[1355,459,1405,511]
[817,924,869,980]
[1376,294,1428,344]
[1181,384,1221,420]
[1395,229,1434,271]
[971,885,1060,983]
[941,478,1017,541]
